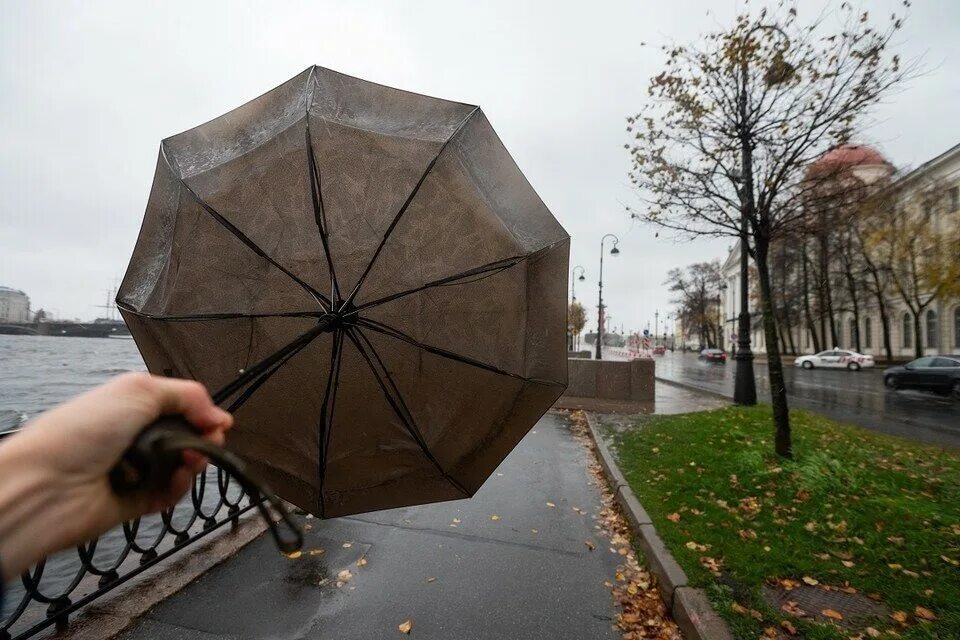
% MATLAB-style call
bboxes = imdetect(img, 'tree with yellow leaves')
[864,179,960,359]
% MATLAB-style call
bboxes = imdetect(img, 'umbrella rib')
[225,335,313,413]
[212,314,337,405]
[351,254,528,314]
[117,302,327,322]
[305,116,342,304]
[344,326,470,498]
[355,317,561,388]
[161,145,332,312]
[317,327,345,520]
[339,107,480,311]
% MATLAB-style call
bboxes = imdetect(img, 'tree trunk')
[755,241,792,458]
[844,265,862,353]
[913,308,923,359]
[802,251,820,352]
[867,269,894,363]
[877,295,893,363]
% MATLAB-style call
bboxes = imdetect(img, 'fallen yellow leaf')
[666,512,681,523]
[802,576,819,586]
[821,608,843,621]
[546,502,556,508]
[337,570,353,582]
[285,550,303,559]
[357,558,368,567]
[915,606,937,621]
[585,540,596,551]
[891,610,908,623]
[490,514,500,521]
[398,619,413,634]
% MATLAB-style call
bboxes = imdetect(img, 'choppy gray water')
[0,335,144,428]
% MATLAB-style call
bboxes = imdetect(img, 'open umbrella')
[117,66,569,519]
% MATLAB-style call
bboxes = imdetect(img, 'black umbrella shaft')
[212,313,338,406]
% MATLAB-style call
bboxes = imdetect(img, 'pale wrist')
[0,434,74,580]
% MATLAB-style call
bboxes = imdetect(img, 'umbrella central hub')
[323,301,359,330]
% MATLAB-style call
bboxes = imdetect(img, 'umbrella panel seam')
[160,144,332,312]
[344,326,470,498]
[339,107,481,310]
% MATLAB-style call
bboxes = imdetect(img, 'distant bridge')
[0,324,39,335]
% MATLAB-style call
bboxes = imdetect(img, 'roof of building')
[809,144,889,171]
[891,141,960,188]
[0,286,27,295]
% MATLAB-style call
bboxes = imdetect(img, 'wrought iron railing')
[0,429,256,640]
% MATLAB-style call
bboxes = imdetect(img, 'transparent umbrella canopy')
[117,66,569,518]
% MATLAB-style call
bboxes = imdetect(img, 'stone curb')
[655,377,733,403]
[582,412,734,640]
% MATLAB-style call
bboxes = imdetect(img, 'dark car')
[883,355,960,400]
[699,348,727,363]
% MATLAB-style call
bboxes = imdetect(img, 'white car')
[794,349,875,371]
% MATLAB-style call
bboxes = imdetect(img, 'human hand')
[0,373,233,580]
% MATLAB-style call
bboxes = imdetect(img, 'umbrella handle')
[109,417,304,554]
[109,416,196,494]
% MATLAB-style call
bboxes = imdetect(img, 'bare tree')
[626,2,913,457]
[665,261,723,350]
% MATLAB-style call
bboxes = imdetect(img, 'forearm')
[0,433,87,581]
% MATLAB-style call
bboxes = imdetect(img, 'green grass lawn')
[601,406,960,640]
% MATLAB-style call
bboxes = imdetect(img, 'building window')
[955,307,960,348]
[849,318,857,348]
[927,309,939,349]
[865,317,872,349]
[950,186,960,212]
[902,314,913,349]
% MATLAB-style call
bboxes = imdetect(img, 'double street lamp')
[595,234,620,360]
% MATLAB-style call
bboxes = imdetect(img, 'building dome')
[807,144,891,184]
[814,144,887,168]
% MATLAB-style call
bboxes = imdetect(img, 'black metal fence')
[0,429,255,640]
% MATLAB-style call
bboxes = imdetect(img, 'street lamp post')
[718,283,728,350]
[569,265,586,350]
[732,24,792,406]
[595,234,620,360]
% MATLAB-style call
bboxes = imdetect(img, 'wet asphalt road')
[654,351,960,448]
[120,412,623,640]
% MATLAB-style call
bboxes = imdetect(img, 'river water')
[0,335,144,427]
[0,335,243,625]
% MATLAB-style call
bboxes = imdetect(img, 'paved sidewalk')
[120,413,625,640]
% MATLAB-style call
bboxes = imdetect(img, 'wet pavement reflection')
[654,352,960,447]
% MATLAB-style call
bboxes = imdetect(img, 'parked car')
[699,348,726,363]
[794,349,875,371]
[653,345,666,356]
[883,355,960,399]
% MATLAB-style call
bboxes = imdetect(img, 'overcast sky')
[1,1,957,333]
